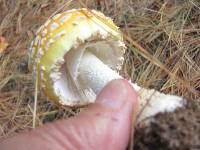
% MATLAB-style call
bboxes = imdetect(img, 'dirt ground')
[134,101,200,150]
[0,0,200,149]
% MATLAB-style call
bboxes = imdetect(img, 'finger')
[78,79,139,149]
[0,79,138,150]
[44,79,139,150]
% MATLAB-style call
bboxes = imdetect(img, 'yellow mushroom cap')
[29,8,125,106]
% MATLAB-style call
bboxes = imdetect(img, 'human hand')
[0,79,138,150]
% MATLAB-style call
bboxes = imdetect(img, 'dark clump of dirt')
[134,101,200,150]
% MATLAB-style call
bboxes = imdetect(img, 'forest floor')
[0,0,200,149]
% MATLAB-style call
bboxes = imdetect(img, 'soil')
[134,101,200,150]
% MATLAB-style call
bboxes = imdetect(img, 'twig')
[33,72,38,128]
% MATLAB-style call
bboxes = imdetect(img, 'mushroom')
[29,8,185,123]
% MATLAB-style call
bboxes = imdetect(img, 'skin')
[0,79,138,150]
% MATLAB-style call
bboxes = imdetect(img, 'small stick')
[33,71,38,128]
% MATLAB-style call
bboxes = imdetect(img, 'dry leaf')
[0,37,9,53]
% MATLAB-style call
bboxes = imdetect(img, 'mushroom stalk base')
[79,52,185,123]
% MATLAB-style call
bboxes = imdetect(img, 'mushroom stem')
[78,51,145,94]
[79,52,122,94]
[79,51,185,122]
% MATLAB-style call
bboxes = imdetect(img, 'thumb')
[47,79,138,150]
[75,79,138,149]
[0,79,138,150]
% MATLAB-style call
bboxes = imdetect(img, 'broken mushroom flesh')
[29,8,185,123]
